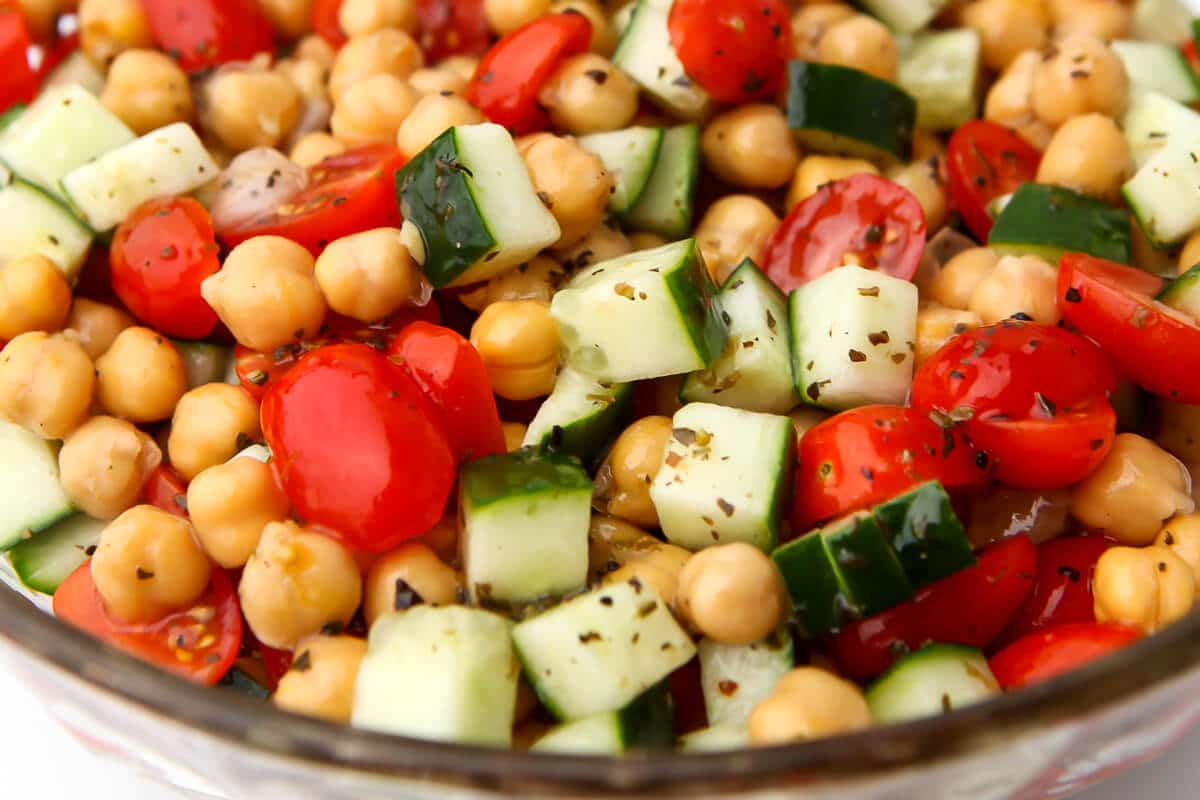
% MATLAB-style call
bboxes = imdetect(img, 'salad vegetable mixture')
[4,0,1200,756]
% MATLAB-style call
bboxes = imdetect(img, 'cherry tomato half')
[140,465,190,518]
[0,8,37,112]
[989,622,1141,690]
[667,0,792,104]
[417,0,491,62]
[311,0,347,46]
[54,562,242,685]
[946,120,1041,242]
[261,343,456,552]
[140,0,275,72]
[762,174,927,293]
[998,534,1112,646]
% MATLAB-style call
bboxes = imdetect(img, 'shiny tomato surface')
[990,623,1141,690]
[998,535,1113,645]
[140,0,274,72]
[946,120,1041,241]
[417,0,491,61]
[667,0,792,103]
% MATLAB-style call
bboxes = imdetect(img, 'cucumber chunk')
[577,126,665,214]
[1113,40,1200,104]
[1123,143,1200,248]
[612,0,711,120]
[8,513,103,595]
[531,682,674,754]
[988,183,1131,263]
[0,179,93,280]
[679,724,749,752]
[0,421,74,552]
[698,630,793,726]
[1157,263,1200,319]
[874,481,976,588]
[621,124,700,239]
[859,0,952,33]
[866,643,1000,723]
[897,29,981,130]
[1121,91,1200,168]
[522,368,634,467]
[1131,0,1193,43]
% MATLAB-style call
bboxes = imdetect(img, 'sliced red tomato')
[1058,252,1200,403]
[261,343,456,552]
[54,562,242,685]
[311,0,346,46]
[1184,40,1199,73]
[946,120,1041,242]
[667,0,792,104]
[792,405,989,532]
[140,0,275,72]
[141,465,190,518]
[998,534,1112,646]
[417,0,490,61]
[989,623,1141,690]
[830,533,1038,682]
[218,145,406,255]
[0,8,37,112]
[465,12,591,135]
[762,174,926,293]
[388,322,505,463]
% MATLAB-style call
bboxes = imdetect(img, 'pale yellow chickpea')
[188,457,290,569]
[203,69,302,152]
[394,93,485,159]
[915,304,982,367]
[331,73,421,145]
[1035,113,1132,201]
[100,50,193,136]
[676,543,789,645]
[702,105,800,190]
[984,50,1056,151]
[628,232,670,251]
[930,247,998,311]
[259,0,314,39]
[1157,400,1200,463]
[407,67,466,96]
[94,327,188,424]
[787,155,878,211]
[314,228,422,322]
[538,54,638,136]
[553,222,632,265]
[273,635,368,723]
[962,0,1048,72]
[91,505,211,624]
[470,300,560,401]
[967,254,1059,325]
[441,55,481,84]
[692,197,776,284]
[79,0,154,67]
[887,160,948,233]
[339,0,418,37]
[817,14,898,81]
[551,0,617,55]
[329,28,424,102]
[275,58,330,104]
[791,3,856,61]
[593,518,692,608]
[1031,35,1129,127]
[240,521,363,650]
[458,256,568,311]
[0,254,72,340]
[201,236,328,352]
[518,133,613,248]
[63,299,134,360]
[1052,0,1129,40]
[502,422,527,452]
[1179,231,1200,276]
[747,668,871,745]
[485,0,551,34]
[167,384,261,481]
[18,0,66,40]
[0,332,95,439]
[603,550,691,610]
[295,34,337,69]
[605,416,672,529]
[1156,514,1200,594]
[290,131,346,168]
[363,542,460,625]
[58,416,160,520]
[1072,434,1196,545]
[1093,545,1195,633]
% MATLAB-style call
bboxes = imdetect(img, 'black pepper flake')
[1065,287,1082,303]
[975,451,989,468]
[848,349,867,363]
[1159,561,1168,572]
[868,331,890,345]
[584,69,608,84]
[637,600,658,617]
[941,693,952,712]
[716,497,735,516]
[1010,312,1033,321]
[766,309,777,330]
[394,578,424,610]
[628,576,644,594]
[320,621,345,636]
[721,310,732,326]
[864,224,884,243]
[578,631,602,643]
[136,567,155,580]
[599,595,613,606]
[860,466,875,481]
[291,650,313,672]
[806,380,830,401]
[718,680,739,696]
[537,190,553,209]
[858,286,880,297]
[1089,438,1104,450]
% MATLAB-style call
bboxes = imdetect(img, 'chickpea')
[817,14,898,82]
[441,55,481,84]
[1035,113,1131,201]
[167,384,261,481]
[79,0,153,67]
[407,67,468,97]
[1156,514,1200,593]
[502,422,527,452]
[984,50,1056,151]
[1093,545,1195,633]
[538,54,638,136]
[915,304,982,367]
[259,0,313,38]
[787,155,878,211]
[58,416,160,520]
[1157,400,1200,464]
[94,327,188,423]
[553,222,632,265]
[275,58,330,104]
[693,196,780,286]
[469,300,560,401]
[363,542,460,625]
[394,93,485,159]
[484,0,550,34]
[1052,0,1129,40]
[628,232,670,251]
[0,254,72,340]
[551,0,617,55]
[339,0,418,37]
[201,236,328,352]
[240,521,363,650]
[18,0,66,40]
[291,131,346,168]
[518,134,613,248]
[63,298,134,360]
[747,668,871,744]
[603,416,672,528]
[295,34,337,69]
[886,160,948,233]
[701,105,799,190]
[314,228,422,322]
[0,332,95,439]
[273,635,367,722]
[187,457,289,569]
[203,69,301,152]
[1179,231,1200,276]
[330,73,420,145]
[458,256,568,312]
[967,254,1059,325]
[100,49,193,136]
[929,247,997,310]
[592,517,692,606]
[1072,434,1196,545]
[676,543,789,645]
[791,4,856,61]
[961,0,1048,72]
[603,551,690,610]
[91,506,211,624]
[329,28,424,102]
[1031,35,1129,127]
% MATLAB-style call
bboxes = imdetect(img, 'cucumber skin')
[988,183,1131,264]
[667,239,728,372]
[772,532,858,637]
[786,61,917,162]
[822,514,915,617]
[620,681,676,749]
[874,481,976,588]
[529,383,635,469]
[461,448,593,510]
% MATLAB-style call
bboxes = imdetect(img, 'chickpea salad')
[3,0,1200,756]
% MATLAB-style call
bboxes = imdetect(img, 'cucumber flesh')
[0,180,93,280]
[1123,143,1200,248]
[897,30,981,130]
[1113,40,1200,104]
[678,724,749,752]
[1156,263,1200,320]
[531,682,674,754]
[0,421,74,552]
[698,630,793,726]
[866,643,1000,723]
[1121,91,1200,168]
[577,127,665,214]
[522,368,634,467]
[612,0,712,120]
[7,513,104,595]
[620,124,700,240]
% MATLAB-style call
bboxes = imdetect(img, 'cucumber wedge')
[620,124,700,239]
[698,630,793,726]
[8,513,104,594]
[897,29,981,130]
[0,421,74,552]
[577,127,665,214]
[860,0,953,33]
[1121,91,1200,168]
[531,682,674,754]
[612,0,712,120]
[0,180,93,280]
[522,368,634,467]
[679,724,749,752]
[1113,40,1200,104]
[1123,143,1200,248]
[989,183,1131,263]
[873,481,976,588]
[1157,263,1200,320]
[866,644,1000,723]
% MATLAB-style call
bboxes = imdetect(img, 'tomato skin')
[141,465,190,518]
[792,405,989,532]
[0,8,37,112]
[762,174,927,293]
[830,533,1038,682]
[989,623,1140,690]
[261,343,456,553]
[946,120,1041,242]
[668,657,708,735]
[311,0,346,46]
[466,13,591,134]
[54,562,242,685]
[998,534,1112,646]
[140,0,275,72]
[667,0,791,104]
[417,0,490,61]
[388,322,505,463]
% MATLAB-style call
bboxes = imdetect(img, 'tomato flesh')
[667,0,792,104]
[141,465,190,518]
[946,120,1041,242]
[989,623,1141,690]
[140,0,275,72]
[417,0,491,61]
[0,8,37,112]
[311,0,346,46]
[998,534,1112,646]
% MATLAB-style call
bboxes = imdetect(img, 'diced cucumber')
[395,123,561,288]
[44,54,107,96]
[1157,263,1200,319]
[217,667,271,701]
[859,0,952,33]
[512,578,696,720]
[550,239,726,383]
[522,368,634,467]
[866,643,999,723]
[0,84,134,204]
[1121,91,1200,167]
[678,724,749,752]
[786,61,917,164]
[650,403,793,552]
[988,183,1131,263]
[1113,40,1200,104]
[771,529,859,637]
[61,122,219,232]
[577,126,665,214]
[680,260,799,414]
[897,29,981,130]
[0,421,74,552]
[698,630,793,726]
[621,124,700,239]
[0,104,22,134]
[173,341,234,388]
[1123,143,1200,247]
[460,449,592,606]
[8,513,104,595]
[0,180,93,280]
[352,606,518,745]
[789,265,918,411]
[873,481,975,588]
[612,0,711,120]
[1131,0,1193,44]
[531,682,674,754]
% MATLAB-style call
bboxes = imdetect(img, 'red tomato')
[54,562,242,685]
[831,533,1038,682]
[261,343,456,552]
[946,120,1041,242]
[465,12,591,134]
[910,321,1118,490]
[999,535,1112,645]
[762,174,926,293]
[667,0,791,104]
[668,657,708,735]
[141,465,190,518]
[0,8,37,112]
[388,322,505,463]
[989,623,1140,690]
[1185,40,1199,73]
[1058,253,1200,403]
[110,197,222,339]
[417,0,490,61]
[792,405,989,532]
[311,0,346,46]
[218,145,406,255]
[140,0,274,72]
